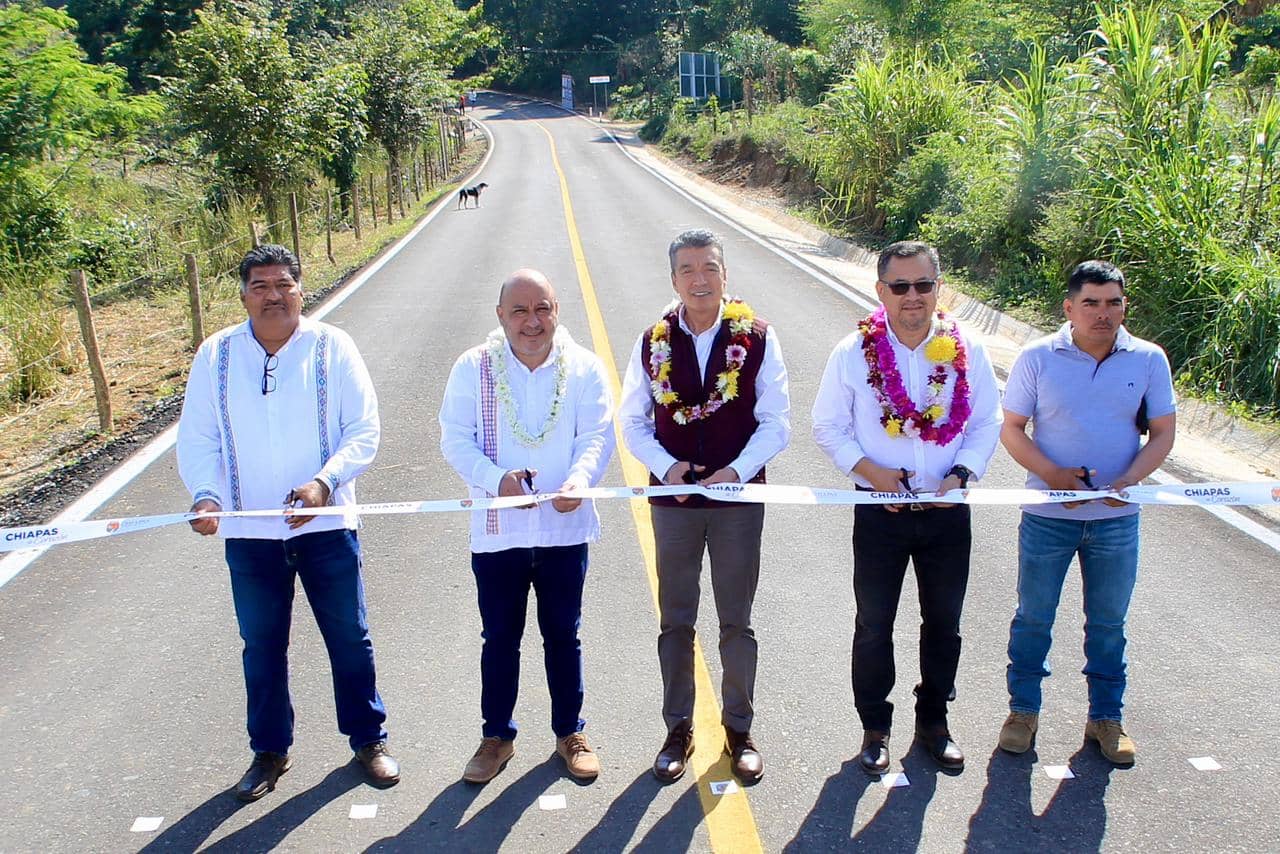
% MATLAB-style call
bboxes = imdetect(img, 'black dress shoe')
[725,727,764,784]
[653,722,694,783]
[859,730,890,775]
[356,740,401,787]
[915,725,964,770]
[234,751,291,802]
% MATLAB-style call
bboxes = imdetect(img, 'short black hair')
[877,241,940,280]
[239,244,301,293]
[1067,260,1125,295]
[668,229,724,273]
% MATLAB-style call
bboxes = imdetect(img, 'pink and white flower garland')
[859,307,971,445]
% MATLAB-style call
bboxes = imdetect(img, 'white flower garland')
[486,327,569,447]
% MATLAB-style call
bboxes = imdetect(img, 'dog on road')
[457,182,489,209]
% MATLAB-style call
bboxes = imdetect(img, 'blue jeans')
[471,544,589,741]
[1006,512,1140,722]
[225,529,387,754]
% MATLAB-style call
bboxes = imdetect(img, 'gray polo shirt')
[1003,322,1176,520]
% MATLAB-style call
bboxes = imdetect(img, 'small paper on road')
[880,772,910,788]
[1188,756,1222,771]
[538,794,567,811]
[1043,765,1076,780]
[709,780,739,796]
[130,817,163,833]
[349,804,378,819]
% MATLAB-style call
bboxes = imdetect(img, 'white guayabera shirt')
[439,326,616,554]
[177,316,380,540]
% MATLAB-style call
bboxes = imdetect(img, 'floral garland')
[648,299,755,425]
[486,327,568,447]
[859,306,971,445]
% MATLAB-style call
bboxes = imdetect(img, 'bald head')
[496,268,560,369]
[498,268,555,305]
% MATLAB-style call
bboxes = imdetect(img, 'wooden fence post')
[248,221,261,249]
[288,192,302,276]
[384,169,395,224]
[325,190,335,264]
[70,270,112,433]
[352,184,363,241]
[369,174,379,227]
[184,253,205,350]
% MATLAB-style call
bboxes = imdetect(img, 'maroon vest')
[640,312,769,508]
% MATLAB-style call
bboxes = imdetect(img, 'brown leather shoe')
[355,741,400,787]
[915,723,964,770]
[725,727,764,784]
[557,732,600,781]
[463,736,515,783]
[234,751,291,802]
[653,722,694,783]
[859,730,890,775]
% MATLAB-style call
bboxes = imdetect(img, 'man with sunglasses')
[813,241,1001,774]
[177,244,398,801]
[997,260,1176,765]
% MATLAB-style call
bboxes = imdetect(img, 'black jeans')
[851,502,972,732]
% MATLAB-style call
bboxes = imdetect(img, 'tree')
[1,6,157,259]
[168,7,312,235]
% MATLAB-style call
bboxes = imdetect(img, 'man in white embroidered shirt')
[812,241,1001,776]
[440,269,615,785]
[177,244,398,802]
[619,229,791,786]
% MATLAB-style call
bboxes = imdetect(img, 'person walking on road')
[998,259,1176,765]
[619,228,791,785]
[812,240,1002,775]
[439,269,615,784]
[177,244,399,802]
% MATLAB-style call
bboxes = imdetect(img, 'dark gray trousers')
[652,503,765,734]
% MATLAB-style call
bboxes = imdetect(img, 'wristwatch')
[946,464,973,488]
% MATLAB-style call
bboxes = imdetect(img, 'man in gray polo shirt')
[997,260,1176,765]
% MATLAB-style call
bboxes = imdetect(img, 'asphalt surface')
[1,92,1278,853]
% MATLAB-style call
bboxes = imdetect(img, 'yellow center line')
[536,121,764,854]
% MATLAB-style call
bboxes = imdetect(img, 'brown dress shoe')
[915,723,964,770]
[234,751,291,802]
[355,741,401,787]
[557,732,601,781]
[653,722,694,783]
[463,736,515,783]
[859,730,890,775]
[725,728,764,784]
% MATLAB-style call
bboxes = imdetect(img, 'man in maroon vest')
[620,229,791,784]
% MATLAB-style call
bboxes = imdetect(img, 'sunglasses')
[880,279,938,296]
[261,353,278,395]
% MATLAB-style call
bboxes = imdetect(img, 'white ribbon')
[2,481,1276,554]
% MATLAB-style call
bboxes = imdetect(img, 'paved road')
[2,93,1278,853]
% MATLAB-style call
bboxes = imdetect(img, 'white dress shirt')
[812,317,1001,489]
[177,316,380,540]
[439,326,615,553]
[619,302,791,482]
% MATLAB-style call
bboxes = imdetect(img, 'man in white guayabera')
[439,269,615,785]
[177,244,399,802]
[998,259,1176,765]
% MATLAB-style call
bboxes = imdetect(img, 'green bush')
[808,49,974,233]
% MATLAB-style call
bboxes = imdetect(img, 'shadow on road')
[786,747,945,851]
[141,764,362,853]
[964,744,1118,853]
[366,755,563,851]
[568,770,672,851]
